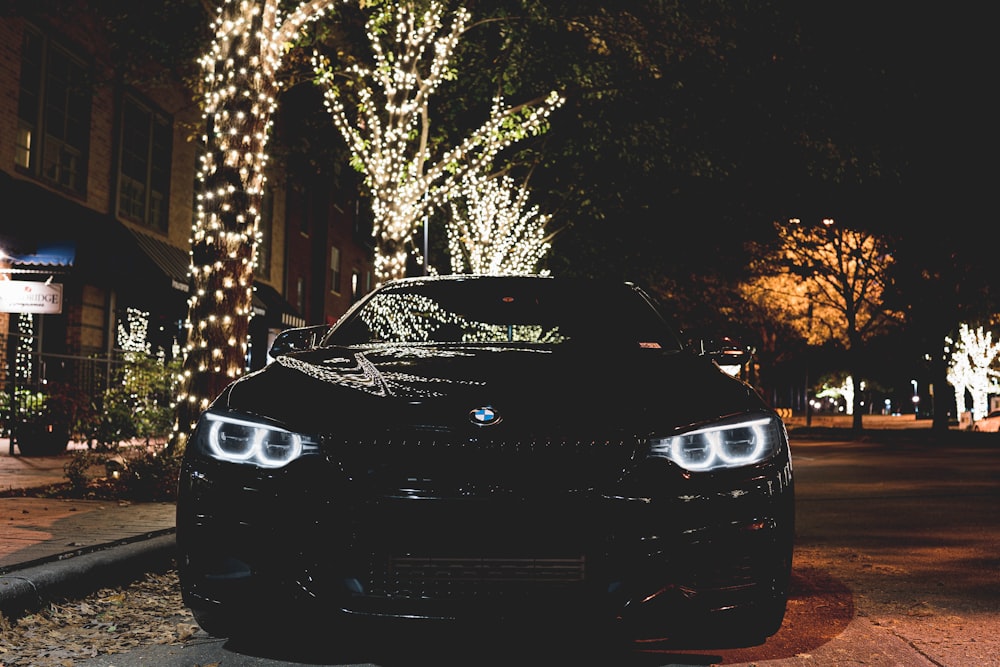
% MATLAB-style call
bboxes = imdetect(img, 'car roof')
[379,274,640,289]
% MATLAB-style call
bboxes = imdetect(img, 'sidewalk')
[0,439,176,620]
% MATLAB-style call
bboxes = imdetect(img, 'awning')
[5,241,76,267]
[0,172,95,272]
[252,282,305,329]
[0,173,190,316]
[70,223,191,319]
[126,227,190,293]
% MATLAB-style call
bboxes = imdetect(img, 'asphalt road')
[26,428,1000,666]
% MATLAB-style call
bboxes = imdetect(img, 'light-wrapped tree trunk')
[173,0,340,447]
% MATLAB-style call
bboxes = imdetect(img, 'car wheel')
[751,593,790,639]
[189,605,241,640]
[698,594,788,648]
[737,556,794,642]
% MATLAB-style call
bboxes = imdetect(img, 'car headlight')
[649,413,784,472]
[193,412,319,468]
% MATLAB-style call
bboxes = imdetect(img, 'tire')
[189,606,238,639]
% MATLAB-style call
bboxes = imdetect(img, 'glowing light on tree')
[15,315,33,384]
[816,376,855,415]
[945,323,1000,420]
[175,0,341,447]
[312,0,564,286]
[446,171,552,275]
[945,334,970,418]
[117,307,151,354]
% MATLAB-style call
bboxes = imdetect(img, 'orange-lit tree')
[312,0,564,285]
[740,219,902,430]
[174,0,344,448]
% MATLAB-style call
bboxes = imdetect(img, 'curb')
[0,532,177,621]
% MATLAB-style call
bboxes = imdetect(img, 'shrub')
[106,445,182,502]
[87,355,180,451]
[62,444,181,502]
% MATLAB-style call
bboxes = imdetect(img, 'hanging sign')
[0,280,63,314]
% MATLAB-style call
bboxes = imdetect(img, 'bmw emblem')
[470,406,501,426]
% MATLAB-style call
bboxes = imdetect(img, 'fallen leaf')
[176,623,199,641]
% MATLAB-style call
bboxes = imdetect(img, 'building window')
[351,270,361,302]
[254,189,273,280]
[117,94,171,232]
[296,276,305,315]
[16,24,91,196]
[330,245,341,294]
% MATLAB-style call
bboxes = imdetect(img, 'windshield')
[325,276,685,351]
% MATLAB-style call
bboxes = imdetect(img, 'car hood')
[218,344,765,437]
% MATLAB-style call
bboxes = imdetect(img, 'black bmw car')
[176,274,794,647]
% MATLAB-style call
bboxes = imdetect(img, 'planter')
[15,422,71,457]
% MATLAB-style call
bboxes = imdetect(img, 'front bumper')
[176,448,794,641]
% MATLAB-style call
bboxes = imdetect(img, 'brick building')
[0,5,373,401]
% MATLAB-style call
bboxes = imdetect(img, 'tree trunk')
[376,236,410,286]
[849,354,864,432]
[930,341,951,434]
[172,0,272,447]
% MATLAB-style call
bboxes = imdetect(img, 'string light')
[946,323,1000,420]
[14,314,34,385]
[175,0,562,443]
[117,307,151,354]
[446,171,552,275]
[312,0,564,286]
[176,0,343,443]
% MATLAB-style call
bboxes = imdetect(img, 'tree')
[445,170,552,275]
[945,324,1000,422]
[815,374,853,414]
[884,231,1000,433]
[740,218,902,430]
[173,0,342,448]
[312,0,564,286]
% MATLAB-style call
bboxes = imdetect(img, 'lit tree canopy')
[446,170,552,275]
[175,0,342,446]
[945,323,1000,421]
[742,219,901,349]
[815,375,855,415]
[740,219,902,429]
[312,0,564,286]
[945,330,972,419]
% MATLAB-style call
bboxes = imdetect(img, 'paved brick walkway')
[0,439,176,573]
[0,497,175,571]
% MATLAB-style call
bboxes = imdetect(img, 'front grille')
[367,553,587,600]
[326,435,639,494]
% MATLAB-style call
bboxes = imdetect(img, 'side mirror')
[699,336,754,372]
[269,324,330,358]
